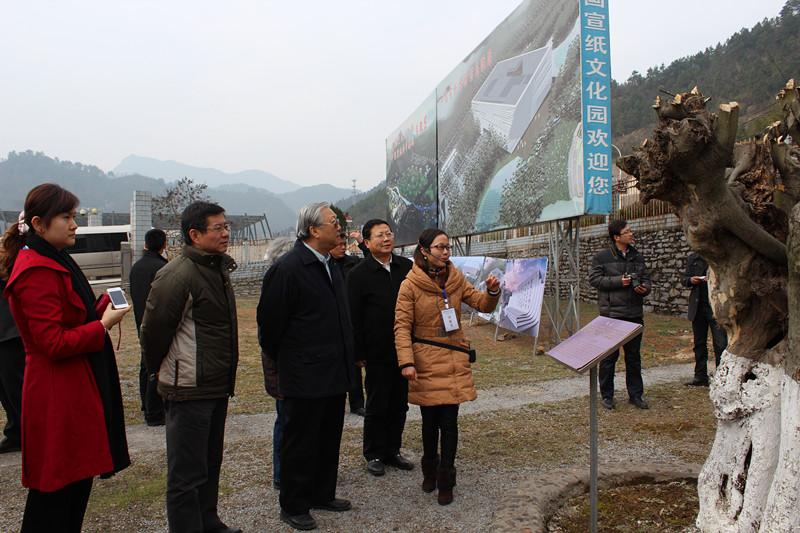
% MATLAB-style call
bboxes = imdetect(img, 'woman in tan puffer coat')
[395,228,500,505]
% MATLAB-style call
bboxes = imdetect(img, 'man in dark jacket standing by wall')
[140,202,241,533]
[589,220,651,411]
[681,252,727,386]
[257,202,356,531]
[331,231,365,415]
[130,228,168,426]
[347,219,413,477]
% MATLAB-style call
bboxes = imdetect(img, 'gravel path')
[124,362,696,455]
[0,363,697,532]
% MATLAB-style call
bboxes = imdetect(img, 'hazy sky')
[0,0,788,191]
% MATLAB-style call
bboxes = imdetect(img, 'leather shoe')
[685,380,709,387]
[311,498,351,512]
[351,407,366,416]
[204,525,242,533]
[601,397,615,410]
[629,397,650,409]
[385,453,414,471]
[0,438,21,454]
[280,510,317,530]
[367,458,385,476]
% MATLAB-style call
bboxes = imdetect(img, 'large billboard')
[385,0,612,238]
[385,92,438,245]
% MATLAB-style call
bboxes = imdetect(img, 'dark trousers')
[280,394,346,515]
[692,304,728,380]
[599,317,644,401]
[363,363,409,461]
[420,404,459,468]
[0,336,25,446]
[139,358,164,424]
[21,477,93,533]
[273,399,285,485]
[348,365,364,411]
[165,397,228,533]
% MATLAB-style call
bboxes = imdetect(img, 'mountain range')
[0,151,357,233]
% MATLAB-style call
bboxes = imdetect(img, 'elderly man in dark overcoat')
[257,202,357,531]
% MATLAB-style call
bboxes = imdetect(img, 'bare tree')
[617,80,800,532]
[152,177,211,228]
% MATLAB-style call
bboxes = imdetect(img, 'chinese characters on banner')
[581,0,613,214]
[438,49,493,106]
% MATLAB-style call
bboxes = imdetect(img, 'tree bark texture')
[617,81,800,532]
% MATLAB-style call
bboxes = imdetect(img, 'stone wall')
[230,260,269,298]
[471,215,693,317]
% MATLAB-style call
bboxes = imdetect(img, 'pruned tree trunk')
[617,80,800,532]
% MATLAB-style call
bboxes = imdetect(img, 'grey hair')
[296,202,328,240]
[265,236,295,266]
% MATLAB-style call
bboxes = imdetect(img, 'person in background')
[129,228,168,426]
[395,228,500,505]
[589,219,652,411]
[681,251,727,386]
[347,219,413,477]
[1,184,130,532]
[140,201,241,533]
[331,231,365,416]
[259,236,295,491]
[0,258,25,455]
[349,230,371,257]
[257,203,356,531]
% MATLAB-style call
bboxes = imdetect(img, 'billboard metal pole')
[590,365,599,533]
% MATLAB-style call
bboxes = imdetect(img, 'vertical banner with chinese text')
[581,0,612,214]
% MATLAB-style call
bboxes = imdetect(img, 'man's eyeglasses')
[430,244,452,252]
[317,219,341,228]
[370,232,394,240]
[620,230,633,236]
[205,223,230,232]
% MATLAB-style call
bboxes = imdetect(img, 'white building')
[471,45,554,153]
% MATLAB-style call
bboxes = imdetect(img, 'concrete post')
[131,190,152,265]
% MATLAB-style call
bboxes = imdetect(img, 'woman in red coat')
[0,184,130,532]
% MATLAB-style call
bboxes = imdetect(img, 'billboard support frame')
[542,217,581,343]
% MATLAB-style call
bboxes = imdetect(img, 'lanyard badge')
[440,289,459,332]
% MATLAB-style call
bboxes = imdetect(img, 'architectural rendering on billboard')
[385,0,612,238]
[385,91,438,245]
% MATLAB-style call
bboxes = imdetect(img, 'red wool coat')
[4,250,112,492]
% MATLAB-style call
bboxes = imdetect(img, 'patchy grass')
[0,295,713,532]
[550,480,699,532]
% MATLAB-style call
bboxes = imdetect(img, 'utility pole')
[351,178,357,195]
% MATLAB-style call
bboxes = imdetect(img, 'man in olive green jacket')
[140,201,241,533]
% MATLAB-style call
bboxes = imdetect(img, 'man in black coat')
[0,278,24,454]
[347,219,413,477]
[129,228,168,426]
[257,203,357,531]
[589,220,651,411]
[681,252,727,386]
[330,231,365,415]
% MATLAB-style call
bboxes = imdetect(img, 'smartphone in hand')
[106,287,130,309]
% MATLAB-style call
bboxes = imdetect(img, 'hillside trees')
[612,2,800,150]
[617,80,800,531]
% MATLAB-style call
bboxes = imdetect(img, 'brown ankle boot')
[421,455,439,493]
[436,467,456,505]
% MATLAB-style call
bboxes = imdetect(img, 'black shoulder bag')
[412,336,477,363]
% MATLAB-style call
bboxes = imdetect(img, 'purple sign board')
[546,316,642,374]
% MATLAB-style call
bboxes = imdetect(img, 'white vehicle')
[65,225,131,279]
